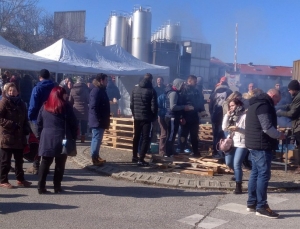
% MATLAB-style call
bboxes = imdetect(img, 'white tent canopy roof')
[34,38,169,76]
[0,35,60,72]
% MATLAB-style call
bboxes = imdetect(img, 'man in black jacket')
[180,75,206,157]
[130,73,158,166]
[245,89,285,218]
[89,73,110,166]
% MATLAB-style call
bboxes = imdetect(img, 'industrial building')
[54,10,86,42]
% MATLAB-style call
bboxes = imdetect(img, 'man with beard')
[277,80,300,173]
[179,75,206,157]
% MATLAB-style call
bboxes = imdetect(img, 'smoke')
[154,2,207,42]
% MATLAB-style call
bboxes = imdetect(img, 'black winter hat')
[288,80,300,91]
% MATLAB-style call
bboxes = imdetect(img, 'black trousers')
[38,154,67,190]
[180,120,200,155]
[29,121,41,169]
[0,148,24,183]
[294,131,300,165]
[133,120,152,161]
[165,116,180,157]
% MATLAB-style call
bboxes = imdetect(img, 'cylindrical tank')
[153,32,158,41]
[108,12,128,49]
[131,6,152,62]
[161,26,166,40]
[165,23,181,42]
[127,16,132,53]
[104,23,110,46]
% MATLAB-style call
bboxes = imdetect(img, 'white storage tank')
[107,11,128,50]
[165,23,181,42]
[131,6,152,62]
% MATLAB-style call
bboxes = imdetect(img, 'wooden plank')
[174,169,214,176]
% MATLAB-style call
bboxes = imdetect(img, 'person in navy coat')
[37,86,77,194]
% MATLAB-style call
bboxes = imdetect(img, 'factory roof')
[238,63,292,77]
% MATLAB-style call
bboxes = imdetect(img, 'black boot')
[234,182,242,194]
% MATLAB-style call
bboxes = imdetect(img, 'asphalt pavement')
[1,158,300,229]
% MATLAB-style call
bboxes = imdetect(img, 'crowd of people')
[1,68,300,219]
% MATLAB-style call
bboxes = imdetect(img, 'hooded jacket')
[130,78,158,121]
[165,79,185,118]
[245,93,279,150]
[0,95,30,149]
[28,79,56,122]
[88,79,110,129]
[277,91,300,133]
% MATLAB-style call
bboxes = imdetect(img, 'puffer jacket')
[130,78,158,121]
[0,95,30,149]
[69,83,90,121]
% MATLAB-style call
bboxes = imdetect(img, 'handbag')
[216,132,234,153]
[61,114,77,157]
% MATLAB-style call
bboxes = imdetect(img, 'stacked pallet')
[199,124,213,142]
[102,118,134,151]
[149,154,230,176]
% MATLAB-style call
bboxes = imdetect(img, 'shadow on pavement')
[65,185,226,198]
[0,194,27,198]
[0,202,78,214]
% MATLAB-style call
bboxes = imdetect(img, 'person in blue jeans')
[222,98,247,194]
[245,89,285,219]
[88,73,110,166]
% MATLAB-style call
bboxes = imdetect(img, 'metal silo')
[127,16,132,53]
[131,6,152,62]
[161,26,166,40]
[108,11,128,49]
[104,22,110,46]
[165,23,181,42]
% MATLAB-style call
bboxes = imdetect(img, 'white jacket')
[222,113,246,148]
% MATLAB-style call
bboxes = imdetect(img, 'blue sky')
[38,0,300,67]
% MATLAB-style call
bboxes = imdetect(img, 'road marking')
[177,214,228,229]
[217,203,252,215]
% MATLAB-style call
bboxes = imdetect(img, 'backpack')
[211,91,227,123]
[157,93,167,117]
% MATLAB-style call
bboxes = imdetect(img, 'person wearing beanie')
[277,80,300,173]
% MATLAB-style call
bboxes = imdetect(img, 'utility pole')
[234,23,238,72]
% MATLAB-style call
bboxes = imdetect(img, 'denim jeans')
[225,147,248,182]
[90,128,105,159]
[247,149,272,209]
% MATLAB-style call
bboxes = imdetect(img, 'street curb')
[71,147,300,191]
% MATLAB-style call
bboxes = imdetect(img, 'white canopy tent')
[34,38,169,77]
[0,35,93,74]
[34,38,170,115]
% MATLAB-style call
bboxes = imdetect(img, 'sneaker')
[256,205,279,218]
[132,156,139,163]
[184,149,191,153]
[137,160,150,167]
[247,204,256,212]
[17,180,32,187]
[26,166,38,175]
